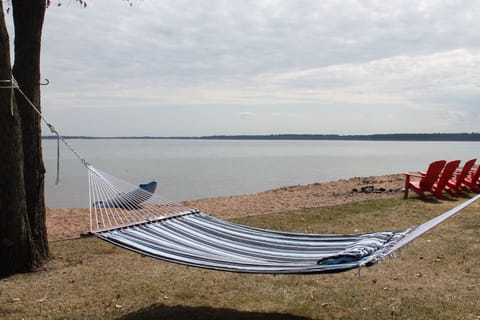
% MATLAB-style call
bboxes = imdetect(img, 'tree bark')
[12,0,49,263]
[0,1,36,277]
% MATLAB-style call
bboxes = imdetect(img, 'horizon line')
[41,132,480,142]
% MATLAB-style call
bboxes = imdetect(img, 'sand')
[46,173,405,241]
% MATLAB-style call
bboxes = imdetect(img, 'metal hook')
[40,78,50,86]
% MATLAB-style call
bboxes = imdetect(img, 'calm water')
[43,139,480,208]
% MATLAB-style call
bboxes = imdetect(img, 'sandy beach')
[46,173,405,241]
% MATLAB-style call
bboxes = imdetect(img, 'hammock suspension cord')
[0,77,16,115]
[1,77,89,184]
[87,165,193,232]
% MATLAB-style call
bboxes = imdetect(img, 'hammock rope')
[5,79,479,274]
[87,165,193,232]
[1,77,89,184]
[0,77,16,115]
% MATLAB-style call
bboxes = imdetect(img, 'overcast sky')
[8,0,480,136]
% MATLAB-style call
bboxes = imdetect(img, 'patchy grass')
[1,197,479,320]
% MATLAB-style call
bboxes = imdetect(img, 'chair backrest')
[436,160,461,189]
[469,163,480,182]
[454,158,477,186]
[421,160,447,190]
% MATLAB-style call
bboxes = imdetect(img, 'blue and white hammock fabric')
[87,165,480,274]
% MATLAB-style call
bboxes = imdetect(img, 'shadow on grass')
[118,304,312,320]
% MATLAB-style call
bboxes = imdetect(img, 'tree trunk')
[0,1,36,277]
[12,0,49,262]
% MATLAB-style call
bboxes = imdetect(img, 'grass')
[1,197,479,320]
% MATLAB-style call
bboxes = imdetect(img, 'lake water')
[43,139,480,208]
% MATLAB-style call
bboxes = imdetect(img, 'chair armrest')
[404,172,423,178]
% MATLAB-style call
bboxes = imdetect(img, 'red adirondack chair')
[461,164,480,192]
[432,160,461,199]
[404,160,446,199]
[445,158,476,196]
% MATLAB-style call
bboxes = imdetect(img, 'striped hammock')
[87,165,480,274]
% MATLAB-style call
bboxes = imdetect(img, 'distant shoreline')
[42,132,480,141]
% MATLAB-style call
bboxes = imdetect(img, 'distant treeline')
[42,133,480,141]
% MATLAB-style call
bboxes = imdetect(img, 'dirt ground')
[46,173,405,241]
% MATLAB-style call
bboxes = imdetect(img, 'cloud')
[29,0,480,135]
[251,49,480,110]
